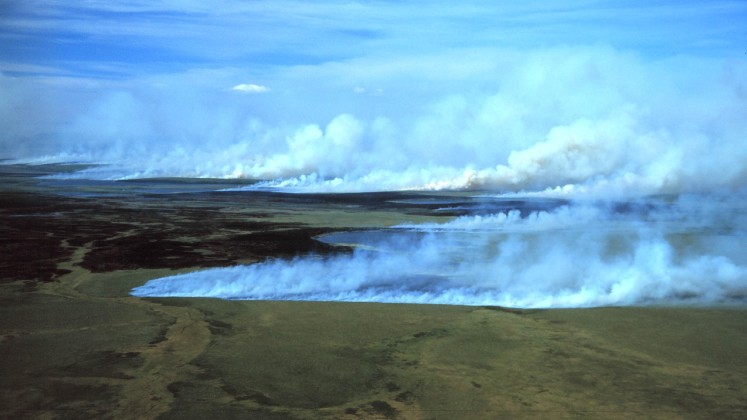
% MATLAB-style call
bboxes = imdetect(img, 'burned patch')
[81,235,208,272]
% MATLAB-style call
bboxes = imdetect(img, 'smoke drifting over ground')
[132,196,747,307]
[5,2,747,307]
[7,47,747,198]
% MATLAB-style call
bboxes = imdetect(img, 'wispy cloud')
[231,83,269,94]
[2,1,746,80]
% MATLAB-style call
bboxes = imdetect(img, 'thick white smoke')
[131,195,747,307]
[8,47,747,198]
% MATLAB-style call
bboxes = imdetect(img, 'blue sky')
[1,1,746,195]
[3,1,745,79]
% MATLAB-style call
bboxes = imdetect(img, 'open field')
[1,164,746,419]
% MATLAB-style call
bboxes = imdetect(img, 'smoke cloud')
[132,196,747,307]
[4,46,746,199]
[5,1,746,307]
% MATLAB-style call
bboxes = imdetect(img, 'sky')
[1,0,747,195]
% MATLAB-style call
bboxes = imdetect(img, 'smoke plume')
[5,47,746,199]
[132,196,747,307]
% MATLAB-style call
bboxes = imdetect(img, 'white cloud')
[231,83,269,93]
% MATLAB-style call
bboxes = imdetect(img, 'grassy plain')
[1,164,746,419]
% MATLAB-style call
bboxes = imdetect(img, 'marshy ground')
[1,164,746,418]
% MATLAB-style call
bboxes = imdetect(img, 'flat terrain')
[1,164,746,419]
